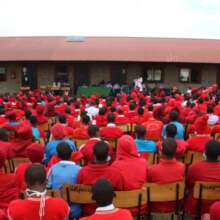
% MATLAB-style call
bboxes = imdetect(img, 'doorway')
[111,64,127,84]
[74,63,90,92]
[21,64,38,90]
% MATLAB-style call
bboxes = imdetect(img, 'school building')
[0,36,220,93]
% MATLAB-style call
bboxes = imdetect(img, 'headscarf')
[51,123,66,139]
[116,135,139,160]
[26,143,44,163]
[194,115,210,134]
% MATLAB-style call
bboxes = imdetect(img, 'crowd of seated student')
[1,84,220,219]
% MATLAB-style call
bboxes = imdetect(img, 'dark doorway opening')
[111,64,127,85]
[21,64,38,90]
[74,63,90,93]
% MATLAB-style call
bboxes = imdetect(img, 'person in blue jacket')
[134,125,157,153]
[48,142,81,218]
[44,123,77,164]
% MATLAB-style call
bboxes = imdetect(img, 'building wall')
[126,63,142,85]
[164,64,217,92]
[0,62,22,93]
[90,63,111,84]
[37,62,55,87]
[0,61,218,94]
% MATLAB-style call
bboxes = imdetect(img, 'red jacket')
[8,197,69,220]
[79,138,113,165]
[142,118,163,141]
[72,125,89,139]
[94,115,107,127]
[185,161,220,215]
[210,202,220,220]
[15,162,31,191]
[112,135,147,190]
[187,136,212,152]
[157,139,187,156]
[0,172,19,216]
[80,208,133,220]
[115,115,129,125]
[77,163,124,215]
[147,158,185,212]
[100,125,123,139]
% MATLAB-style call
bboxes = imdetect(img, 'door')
[74,63,90,92]
[21,64,38,89]
[111,64,126,84]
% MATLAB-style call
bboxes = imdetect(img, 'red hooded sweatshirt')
[112,135,148,190]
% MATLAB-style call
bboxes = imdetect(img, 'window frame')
[179,66,201,84]
[54,64,69,85]
[0,66,7,82]
[144,67,164,83]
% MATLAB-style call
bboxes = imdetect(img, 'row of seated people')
[0,107,215,162]
[1,131,220,220]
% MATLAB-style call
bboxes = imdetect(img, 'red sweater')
[80,207,133,220]
[0,172,19,216]
[8,197,69,220]
[210,202,220,220]
[77,163,124,215]
[187,136,212,152]
[148,159,185,212]
[185,161,220,215]
[15,162,32,191]
[100,125,123,139]
[79,138,113,165]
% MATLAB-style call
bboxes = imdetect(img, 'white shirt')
[85,106,99,119]
[208,114,219,125]
[96,204,115,212]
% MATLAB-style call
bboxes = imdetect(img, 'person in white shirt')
[207,105,219,125]
[85,101,99,120]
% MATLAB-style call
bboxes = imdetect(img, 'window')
[55,65,69,85]
[179,68,190,82]
[146,68,163,82]
[0,67,6,81]
[179,68,201,83]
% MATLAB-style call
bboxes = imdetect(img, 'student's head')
[207,105,214,114]
[99,107,107,116]
[205,140,220,162]
[56,142,73,161]
[166,124,177,138]
[139,98,146,107]
[137,107,144,116]
[0,128,8,141]
[169,110,179,122]
[25,109,32,120]
[198,98,204,104]
[81,115,90,125]
[129,102,136,111]
[51,123,66,140]
[93,141,109,163]
[58,115,67,124]
[161,138,177,159]
[65,107,71,114]
[26,143,44,163]
[110,107,116,113]
[135,125,146,139]
[30,115,38,127]
[148,105,154,112]
[107,113,115,124]
[92,178,115,207]
[88,125,99,137]
[25,164,47,191]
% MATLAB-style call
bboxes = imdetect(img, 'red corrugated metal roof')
[0,36,220,63]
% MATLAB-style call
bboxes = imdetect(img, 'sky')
[1,0,220,39]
